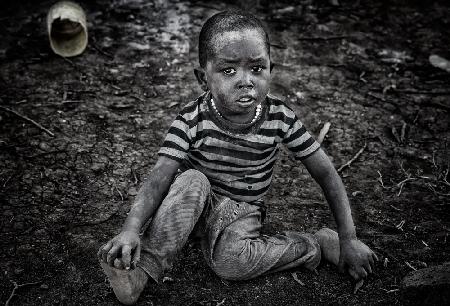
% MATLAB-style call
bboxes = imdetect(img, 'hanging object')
[47,1,88,57]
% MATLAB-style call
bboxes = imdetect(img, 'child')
[98,11,377,305]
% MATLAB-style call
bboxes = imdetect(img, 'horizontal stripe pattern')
[158,93,320,202]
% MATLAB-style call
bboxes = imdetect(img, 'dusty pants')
[137,169,321,282]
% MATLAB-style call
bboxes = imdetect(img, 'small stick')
[381,288,400,293]
[114,184,124,202]
[3,173,14,188]
[297,35,350,41]
[6,280,41,306]
[405,261,417,271]
[0,106,55,137]
[391,126,401,143]
[317,122,331,144]
[291,272,305,286]
[400,122,407,143]
[130,94,145,102]
[394,89,450,95]
[337,143,367,173]
[73,209,118,227]
[395,220,405,231]
[396,177,416,196]
[367,92,386,101]
[90,44,113,59]
[60,55,77,68]
[377,170,388,189]
[390,205,401,211]
[354,279,364,294]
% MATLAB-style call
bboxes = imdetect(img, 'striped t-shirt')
[158,92,320,203]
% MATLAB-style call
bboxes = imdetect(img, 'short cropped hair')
[198,11,270,68]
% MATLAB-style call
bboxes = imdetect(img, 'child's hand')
[338,238,378,281]
[97,230,141,270]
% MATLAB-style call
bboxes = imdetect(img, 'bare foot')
[314,228,340,266]
[100,261,148,305]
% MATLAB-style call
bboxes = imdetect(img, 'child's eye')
[222,68,236,75]
[252,65,265,73]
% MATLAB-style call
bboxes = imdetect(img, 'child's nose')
[237,71,254,89]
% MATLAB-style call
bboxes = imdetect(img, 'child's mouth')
[236,96,255,106]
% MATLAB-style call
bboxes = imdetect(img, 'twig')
[377,170,388,189]
[3,173,14,188]
[337,142,367,173]
[297,35,350,41]
[6,280,42,306]
[0,106,55,137]
[394,89,450,95]
[291,272,305,286]
[391,126,401,143]
[130,94,145,102]
[427,101,450,112]
[113,184,124,201]
[396,220,405,231]
[354,279,364,294]
[317,122,331,144]
[381,288,400,293]
[400,122,407,143]
[405,261,417,271]
[396,177,416,196]
[216,298,226,306]
[90,44,113,59]
[367,92,386,101]
[270,43,287,49]
[25,149,67,159]
[73,209,119,227]
[390,205,401,211]
[60,55,77,68]
[191,2,223,10]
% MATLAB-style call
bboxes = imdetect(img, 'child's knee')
[176,169,210,192]
[210,240,251,280]
[211,253,248,280]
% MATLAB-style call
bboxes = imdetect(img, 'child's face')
[203,29,271,123]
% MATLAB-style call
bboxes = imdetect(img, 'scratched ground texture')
[0,0,449,305]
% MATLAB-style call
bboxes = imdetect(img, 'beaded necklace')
[211,98,262,124]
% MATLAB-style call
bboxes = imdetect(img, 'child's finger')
[114,258,124,269]
[368,255,375,271]
[106,244,121,266]
[353,279,364,294]
[372,252,379,262]
[97,243,105,260]
[363,261,372,274]
[132,244,141,269]
[99,241,113,263]
[348,268,360,280]
[121,245,132,269]
[338,258,346,274]
[357,266,368,279]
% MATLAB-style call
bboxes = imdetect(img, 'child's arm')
[301,148,377,280]
[98,156,181,269]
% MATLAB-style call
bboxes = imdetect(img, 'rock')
[401,263,450,305]
[90,162,104,172]
[429,54,450,73]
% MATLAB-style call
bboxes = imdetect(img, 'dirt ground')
[1,0,449,305]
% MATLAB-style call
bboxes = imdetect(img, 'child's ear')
[194,68,208,92]
[270,61,274,73]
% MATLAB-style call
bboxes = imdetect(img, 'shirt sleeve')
[158,114,192,162]
[283,116,320,160]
